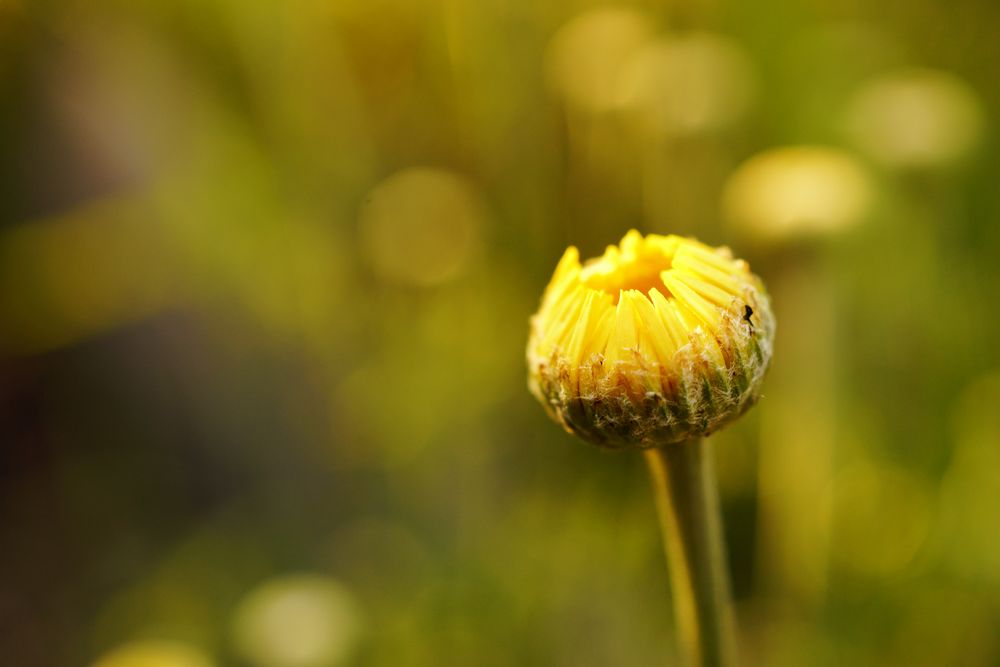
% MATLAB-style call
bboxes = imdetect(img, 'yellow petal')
[672,247,742,294]
[649,288,688,350]
[540,247,581,313]
[585,303,615,358]
[644,234,681,257]
[565,289,613,365]
[629,290,677,363]
[662,270,722,328]
[543,285,587,349]
[606,291,640,365]
[680,240,737,274]
[552,246,580,283]
[620,229,643,255]
[672,267,737,307]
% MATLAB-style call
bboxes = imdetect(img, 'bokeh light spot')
[620,33,755,137]
[90,640,214,667]
[358,168,486,287]
[545,8,653,114]
[844,68,985,170]
[722,146,871,242]
[831,461,933,576]
[231,574,362,667]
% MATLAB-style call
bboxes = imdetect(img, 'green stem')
[645,439,738,667]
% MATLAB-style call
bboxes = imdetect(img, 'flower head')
[527,230,774,448]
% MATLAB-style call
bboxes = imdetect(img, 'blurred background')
[1,0,999,665]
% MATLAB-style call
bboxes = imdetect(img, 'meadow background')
[2,0,999,665]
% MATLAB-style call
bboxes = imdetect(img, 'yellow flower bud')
[527,230,774,448]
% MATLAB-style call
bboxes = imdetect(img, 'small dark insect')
[743,305,754,327]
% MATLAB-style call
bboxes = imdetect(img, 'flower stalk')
[645,440,737,667]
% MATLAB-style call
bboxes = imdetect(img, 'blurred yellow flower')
[527,230,774,448]
[231,574,361,667]
[358,167,486,287]
[619,32,756,137]
[722,146,871,242]
[844,68,984,170]
[545,8,653,113]
[90,640,214,667]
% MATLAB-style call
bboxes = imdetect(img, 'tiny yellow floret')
[527,230,774,448]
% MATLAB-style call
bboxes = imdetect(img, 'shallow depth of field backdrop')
[2,0,999,665]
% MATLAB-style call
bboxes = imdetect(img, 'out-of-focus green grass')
[1,0,999,665]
